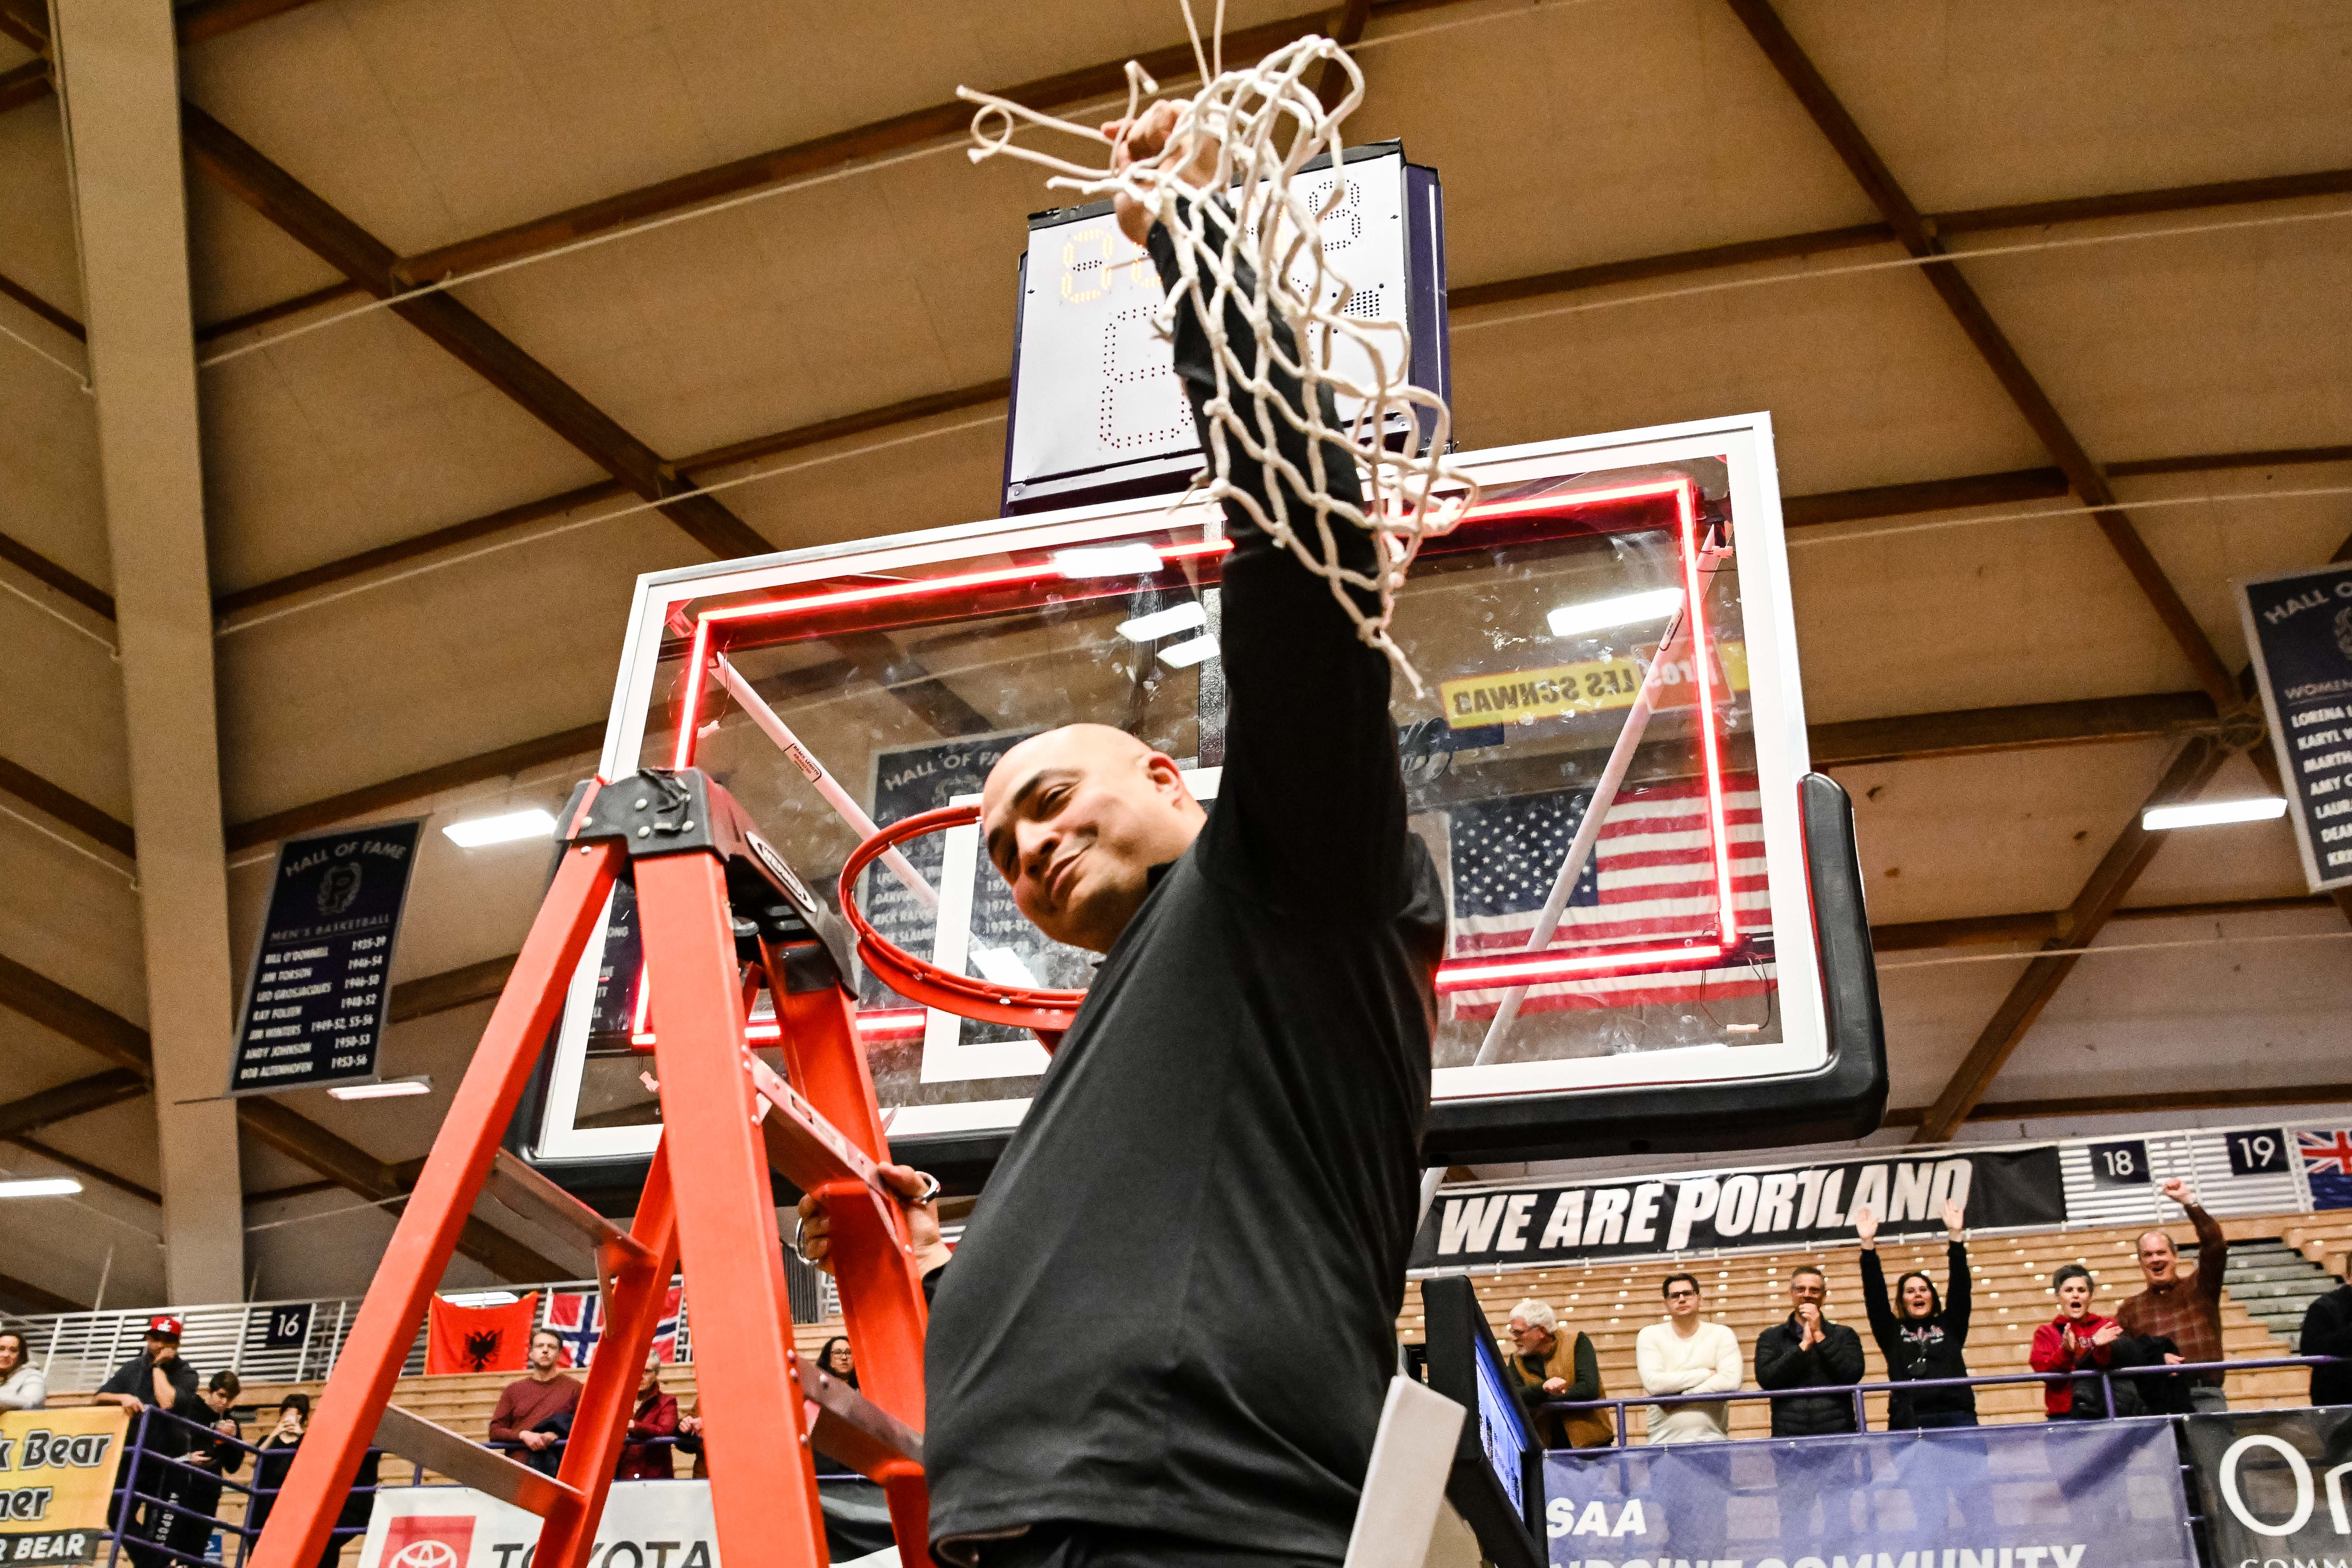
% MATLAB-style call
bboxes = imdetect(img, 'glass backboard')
[522,412,1885,1183]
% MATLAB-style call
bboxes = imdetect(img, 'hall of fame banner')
[0,1407,130,1567]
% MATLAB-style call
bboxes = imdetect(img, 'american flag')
[1446,773,1772,1015]
[2300,1129,2352,1210]
[543,1281,685,1368]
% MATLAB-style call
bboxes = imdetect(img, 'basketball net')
[957,12,1480,693]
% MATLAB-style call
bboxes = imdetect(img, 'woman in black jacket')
[1857,1198,1976,1428]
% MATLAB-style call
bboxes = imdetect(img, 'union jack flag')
[542,1281,685,1368]
[1445,773,1774,1017]
[2300,1129,2352,1210]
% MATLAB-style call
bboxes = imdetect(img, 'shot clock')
[1000,141,1450,515]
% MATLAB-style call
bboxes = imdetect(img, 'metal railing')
[96,1403,392,1568]
[1536,1353,2345,1448]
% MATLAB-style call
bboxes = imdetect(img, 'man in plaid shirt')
[2116,1176,2231,1411]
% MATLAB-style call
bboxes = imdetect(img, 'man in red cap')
[96,1315,203,1568]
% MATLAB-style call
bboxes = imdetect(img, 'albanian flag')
[426,1291,540,1375]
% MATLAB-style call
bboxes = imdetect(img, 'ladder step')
[373,1404,585,1515]
[483,1148,654,1272]
[801,1356,924,1473]
[747,1054,882,1196]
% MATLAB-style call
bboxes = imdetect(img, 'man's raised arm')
[1115,104,1411,909]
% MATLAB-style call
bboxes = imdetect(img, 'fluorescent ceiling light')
[2142,798,2289,831]
[442,1290,520,1308]
[1116,602,1209,642]
[1053,544,1164,579]
[1546,587,1683,640]
[328,1076,433,1101]
[1157,633,1220,669]
[443,808,557,848]
[0,1178,82,1198]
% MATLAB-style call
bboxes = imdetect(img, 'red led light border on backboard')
[662,475,1738,996]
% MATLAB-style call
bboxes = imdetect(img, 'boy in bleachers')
[1635,1273,1742,1442]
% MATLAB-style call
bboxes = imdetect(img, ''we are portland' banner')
[1543,1419,2195,1568]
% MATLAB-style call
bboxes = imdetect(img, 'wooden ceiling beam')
[388,953,517,1025]
[0,1268,82,1313]
[0,756,135,858]
[1932,167,2352,236]
[1723,0,2242,714]
[0,949,563,1280]
[1908,737,2234,1143]
[0,0,326,115]
[0,1068,148,1141]
[389,6,1370,288]
[1870,893,2335,954]
[1808,689,2221,768]
[6,1135,162,1205]
[194,279,365,345]
[1884,1078,2352,1129]
[0,529,115,620]
[217,379,1011,622]
[180,103,772,562]
[0,268,80,338]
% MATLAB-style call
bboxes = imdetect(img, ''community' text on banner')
[1412,1148,2065,1269]
[1542,1419,2195,1568]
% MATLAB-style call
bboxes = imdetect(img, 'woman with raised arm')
[1857,1198,1977,1428]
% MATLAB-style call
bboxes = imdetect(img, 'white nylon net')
[958,16,1480,693]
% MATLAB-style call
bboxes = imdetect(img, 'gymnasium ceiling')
[2,0,2349,1308]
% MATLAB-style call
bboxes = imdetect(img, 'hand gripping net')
[957,17,1480,692]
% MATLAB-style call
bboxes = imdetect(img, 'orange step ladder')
[249,768,933,1568]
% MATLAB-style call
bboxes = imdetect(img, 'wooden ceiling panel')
[1832,740,2186,926]
[30,1094,164,1197]
[1448,260,2047,494]
[0,358,108,588]
[1950,214,2352,470]
[182,8,460,255]
[197,303,617,588]
[2118,466,2352,679]
[1354,1,1882,291]
[1989,905,2352,1106]
[210,508,683,822]
[182,166,354,324]
[0,835,147,1035]
[1869,954,2038,1113]
[1783,0,2352,215]
[0,109,82,326]
[713,406,1010,556]
[0,603,131,825]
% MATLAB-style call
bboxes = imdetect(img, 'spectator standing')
[0,1330,43,1409]
[2300,1278,2352,1406]
[94,1315,200,1568]
[1500,1300,1611,1449]
[1635,1274,1742,1443]
[1754,1265,1865,1436]
[249,1393,378,1568]
[2031,1265,2123,1419]
[161,1371,245,1566]
[812,1338,860,1477]
[486,1328,582,1476]
[615,1357,678,1480]
[1858,1199,1977,1429]
[2114,1177,2232,1413]
[672,1399,708,1481]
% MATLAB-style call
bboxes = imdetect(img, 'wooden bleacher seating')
[1402,1210,2345,1442]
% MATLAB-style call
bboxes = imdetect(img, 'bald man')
[801,102,1446,1568]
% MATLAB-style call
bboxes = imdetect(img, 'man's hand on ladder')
[795,1163,952,1278]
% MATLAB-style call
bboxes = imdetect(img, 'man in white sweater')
[1636,1271,1743,1442]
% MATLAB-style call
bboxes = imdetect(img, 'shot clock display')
[1000,141,1450,515]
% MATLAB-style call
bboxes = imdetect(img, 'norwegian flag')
[2300,1130,2352,1211]
[1446,773,1772,1016]
[543,1281,686,1368]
